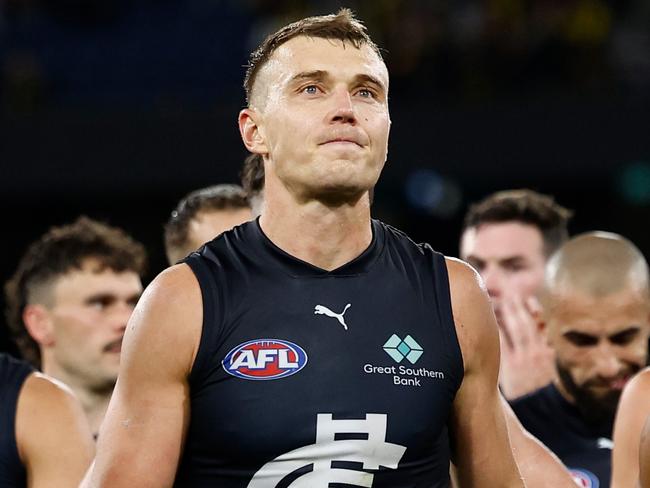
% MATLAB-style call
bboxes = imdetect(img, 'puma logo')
[314,304,351,330]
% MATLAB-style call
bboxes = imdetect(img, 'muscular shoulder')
[16,373,94,461]
[444,257,499,374]
[623,368,650,401]
[619,368,650,418]
[122,264,203,379]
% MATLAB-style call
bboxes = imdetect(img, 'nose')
[481,266,503,300]
[112,302,135,333]
[329,87,356,124]
[592,343,622,379]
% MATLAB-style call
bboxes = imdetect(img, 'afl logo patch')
[570,469,599,488]
[222,339,308,380]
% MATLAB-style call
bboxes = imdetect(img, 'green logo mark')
[383,334,423,364]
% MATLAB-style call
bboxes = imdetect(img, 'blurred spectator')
[4,216,146,437]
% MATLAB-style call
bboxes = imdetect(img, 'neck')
[260,180,373,271]
[42,357,113,436]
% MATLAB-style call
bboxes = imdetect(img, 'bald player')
[511,232,650,488]
[164,184,252,264]
[611,368,650,488]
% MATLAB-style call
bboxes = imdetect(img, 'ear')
[238,108,267,155]
[22,304,55,347]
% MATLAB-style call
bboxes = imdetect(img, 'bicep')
[446,258,523,487]
[16,374,94,488]
[87,265,202,488]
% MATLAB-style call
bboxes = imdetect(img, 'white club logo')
[314,303,351,330]
[248,413,406,487]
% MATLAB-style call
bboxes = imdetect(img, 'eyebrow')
[288,70,329,85]
[609,327,640,341]
[84,292,142,304]
[287,71,387,92]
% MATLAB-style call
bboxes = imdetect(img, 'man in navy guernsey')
[0,353,94,486]
[84,10,526,487]
[511,232,650,488]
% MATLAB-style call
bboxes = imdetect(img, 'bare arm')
[502,396,577,487]
[639,415,650,488]
[82,264,202,487]
[16,373,94,488]
[612,368,650,488]
[446,258,525,488]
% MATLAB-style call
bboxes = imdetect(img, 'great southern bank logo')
[383,334,423,364]
[364,334,443,387]
[222,339,308,381]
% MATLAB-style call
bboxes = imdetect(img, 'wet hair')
[244,8,382,105]
[462,189,572,256]
[4,216,146,367]
[164,184,249,263]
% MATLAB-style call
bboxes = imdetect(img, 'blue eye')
[358,89,373,98]
[303,85,319,94]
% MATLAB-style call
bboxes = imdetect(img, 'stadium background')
[1,0,649,355]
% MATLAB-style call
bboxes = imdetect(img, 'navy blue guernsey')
[175,219,464,488]
[0,353,32,487]
[511,383,611,488]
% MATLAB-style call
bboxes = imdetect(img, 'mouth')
[320,138,364,148]
[608,376,630,391]
[104,338,123,354]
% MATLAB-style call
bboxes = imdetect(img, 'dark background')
[2,0,650,356]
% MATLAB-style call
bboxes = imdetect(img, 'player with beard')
[511,231,650,487]
[4,217,146,438]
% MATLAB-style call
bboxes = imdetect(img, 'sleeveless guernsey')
[175,219,463,488]
[511,383,612,488]
[0,353,32,487]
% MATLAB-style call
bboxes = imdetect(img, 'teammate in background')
[460,190,572,399]
[85,10,524,487]
[164,184,252,264]
[1,353,94,487]
[4,217,146,437]
[511,231,650,488]
[611,368,650,488]
[240,153,265,217]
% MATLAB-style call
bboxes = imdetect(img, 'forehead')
[51,260,142,303]
[189,208,252,243]
[461,222,545,261]
[258,35,388,90]
[548,288,650,335]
